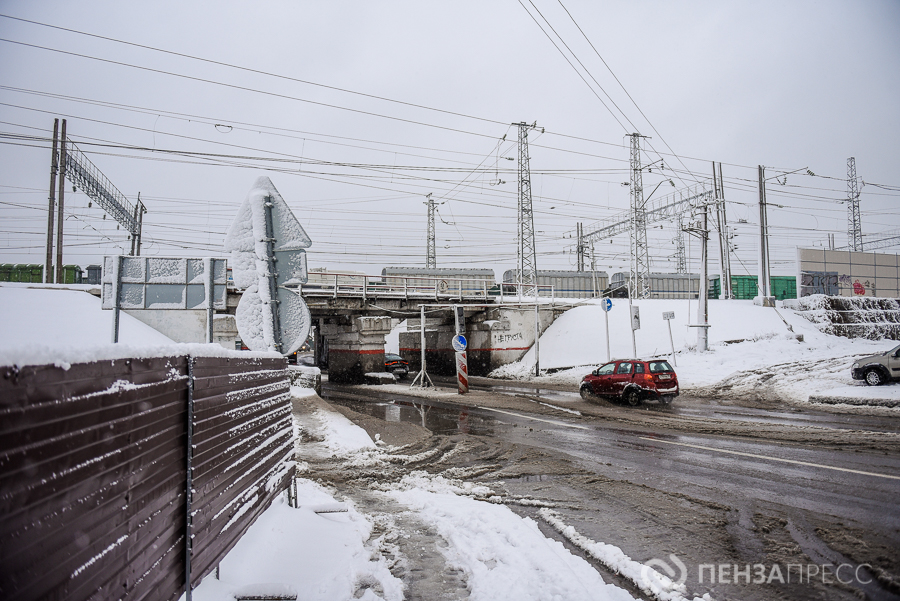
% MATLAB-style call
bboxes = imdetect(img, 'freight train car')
[0,264,82,284]
[608,272,718,299]
[381,267,495,297]
[709,275,796,300]
[501,269,609,298]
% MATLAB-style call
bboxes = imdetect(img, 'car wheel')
[865,368,885,386]
[580,386,593,401]
[624,388,641,407]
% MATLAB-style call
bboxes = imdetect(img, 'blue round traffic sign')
[452,334,467,352]
[602,298,612,312]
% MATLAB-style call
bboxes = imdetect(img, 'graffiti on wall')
[799,271,838,297]
[801,271,873,297]
[494,331,524,344]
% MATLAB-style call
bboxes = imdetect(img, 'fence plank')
[0,354,290,601]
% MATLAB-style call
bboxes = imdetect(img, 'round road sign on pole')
[602,298,612,312]
[452,334,467,352]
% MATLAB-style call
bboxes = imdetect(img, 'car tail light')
[644,374,654,382]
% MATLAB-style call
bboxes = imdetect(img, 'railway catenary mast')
[847,157,863,251]
[628,133,651,299]
[515,122,539,298]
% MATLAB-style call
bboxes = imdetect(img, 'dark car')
[580,359,679,406]
[385,353,409,379]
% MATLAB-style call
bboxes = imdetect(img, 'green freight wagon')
[711,275,796,300]
[61,264,83,284]
[0,264,14,282]
[770,276,796,300]
[14,264,44,283]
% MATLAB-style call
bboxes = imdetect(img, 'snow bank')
[491,298,900,403]
[188,481,404,601]
[313,406,377,454]
[540,509,710,601]
[386,475,635,601]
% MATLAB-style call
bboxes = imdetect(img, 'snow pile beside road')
[188,480,404,601]
[386,481,635,601]
[492,297,900,403]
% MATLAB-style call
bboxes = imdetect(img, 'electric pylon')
[515,122,538,297]
[628,133,650,298]
[847,157,863,251]
[576,222,585,271]
[674,214,687,274]
[425,193,436,268]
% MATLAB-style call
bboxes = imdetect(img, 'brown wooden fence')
[0,354,292,601]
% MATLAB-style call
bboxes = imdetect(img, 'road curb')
[808,394,900,408]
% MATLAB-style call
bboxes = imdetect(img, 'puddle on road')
[322,394,497,436]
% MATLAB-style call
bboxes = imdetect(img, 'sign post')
[629,303,640,357]
[411,304,434,388]
[601,298,612,362]
[225,177,312,355]
[103,256,228,344]
[662,311,677,366]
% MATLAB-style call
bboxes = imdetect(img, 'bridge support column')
[320,316,393,384]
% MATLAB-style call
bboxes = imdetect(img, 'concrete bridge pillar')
[400,307,555,377]
[319,315,393,384]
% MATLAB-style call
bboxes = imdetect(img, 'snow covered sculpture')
[225,176,312,354]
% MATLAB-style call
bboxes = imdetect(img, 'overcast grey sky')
[1,0,898,279]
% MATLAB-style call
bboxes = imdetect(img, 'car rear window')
[385,354,404,361]
[648,361,673,373]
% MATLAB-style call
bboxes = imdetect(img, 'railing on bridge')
[298,271,555,302]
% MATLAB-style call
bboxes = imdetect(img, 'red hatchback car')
[580,359,679,406]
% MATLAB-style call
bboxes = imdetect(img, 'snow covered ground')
[4,283,898,600]
[0,282,284,366]
[186,387,712,601]
[490,298,900,405]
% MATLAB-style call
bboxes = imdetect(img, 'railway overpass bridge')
[227,271,567,383]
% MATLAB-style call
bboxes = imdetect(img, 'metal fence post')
[111,256,123,343]
[205,259,214,344]
[184,356,194,601]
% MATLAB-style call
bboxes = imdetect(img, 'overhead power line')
[0,13,509,129]
[0,37,501,141]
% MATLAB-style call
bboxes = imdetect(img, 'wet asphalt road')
[320,379,900,600]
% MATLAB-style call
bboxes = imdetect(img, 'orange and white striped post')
[456,350,468,394]
[453,305,468,394]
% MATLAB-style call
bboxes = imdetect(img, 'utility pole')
[515,122,538,298]
[135,200,145,256]
[628,133,650,299]
[847,157,862,251]
[684,210,709,351]
[55,119,67,284]
[757,165,771,300]
[576,222,584,271]
[698,203,709,351]
[45,119,59,283]
[130,193,140,255]
[718,163,733,299]
[712,162,732,299]
[424,193,436,268]
[590,242,597,297]
[674,214,687,274]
